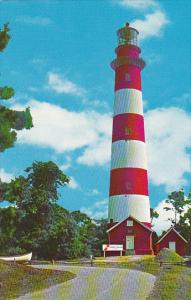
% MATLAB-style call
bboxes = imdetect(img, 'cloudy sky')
[0,0,191,233]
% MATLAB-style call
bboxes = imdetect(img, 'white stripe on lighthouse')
[114,89,143,116]
[111,140,147,170]
[108,194,150,223]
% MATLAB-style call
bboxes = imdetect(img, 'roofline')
[156,227,188,244]
[107,215,153,233]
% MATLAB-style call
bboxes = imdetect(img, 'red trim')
[112,113,145,142]
[103,244,109,251]
[107,215,153,233]
[109,168,149,196]
[115,65,141,91]
[156,227,188,244]
[143,222,152,228]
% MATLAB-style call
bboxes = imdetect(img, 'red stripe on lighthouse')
[115,45,140,58]
[115,65,141,91]
[109,168,149,196]
[112,113,145,142]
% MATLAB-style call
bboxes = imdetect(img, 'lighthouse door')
[126,236,134,250]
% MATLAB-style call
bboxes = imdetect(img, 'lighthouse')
[106,23,153,256]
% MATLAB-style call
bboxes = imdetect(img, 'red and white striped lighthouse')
[108,23,151,229]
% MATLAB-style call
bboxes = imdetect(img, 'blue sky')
[0,0,191,233]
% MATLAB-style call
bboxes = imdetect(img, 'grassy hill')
[0,260,75,300]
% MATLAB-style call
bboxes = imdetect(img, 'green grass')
[148,266,191,300]
[0,260,75,300]
[93,255,160,275]
[148,250,191,299]
[116,258,159,275]
[156,248,184,263]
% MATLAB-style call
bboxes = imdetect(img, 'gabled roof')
[156,227,188,244]
[107,215,153,233]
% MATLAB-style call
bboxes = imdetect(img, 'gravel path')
[18,265,156,300]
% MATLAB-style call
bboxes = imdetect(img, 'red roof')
[107,215,153,233]
[156,227,188,244]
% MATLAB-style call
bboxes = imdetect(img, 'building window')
[125,127,132,135]
[125,73,131,82]
[127,220,133,226]
[169,241,176,251]
[126,181,132,190]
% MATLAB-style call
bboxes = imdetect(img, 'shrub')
[156,248,184,263]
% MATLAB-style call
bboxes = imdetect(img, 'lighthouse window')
[125,73,131,82]
[127,220,133,226]
[125,127,132,135]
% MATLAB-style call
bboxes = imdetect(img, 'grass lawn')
[0,260,75,300]
[93,255,159,275]
[148,265,191,300]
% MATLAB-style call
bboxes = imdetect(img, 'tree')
[91,218,108,256]
[0,161,70,256]
[32,204,76,259]
[176,206,191,254]
[177,208,191,238]
[0,23,33,152]
[150,208,159,225]
[0,206,18,255]
[163,189,191,226]
[70,210,94,257]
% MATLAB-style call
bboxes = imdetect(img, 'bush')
[156,248,184,263]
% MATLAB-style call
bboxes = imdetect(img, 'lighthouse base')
[106,215,154,256]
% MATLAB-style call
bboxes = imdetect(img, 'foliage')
[0,23,10,52]
[155,248,184,263]
[0,161,108,259]
[91,218,108,256]
[0,86,14,100]
[0,260,75,300]
[177,207,191,239]
[0,23,33,152]
[0,161,70,256]
[69,211,108,258]
[176,207,191,254]
[0,206,18,255]
[150,208,159,224]
[164,189,191,226]
[34,204,76,259]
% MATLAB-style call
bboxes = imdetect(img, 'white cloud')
[0,169,13,183]
[116,0,169,40]
[48,72,87,97]
[59,156,72,172]
[172,92,191,107]
[13,99,191,190]
[117,0,157,10]
[153,199,190,234]
[91,189,100,196]
[89,99,110,110]
[77,138,111,166]
[81,199,108,219]
[152,200,175,234]
[86,188,100,197]
[145,107,191,191]
[15,16,53,26]
[131,11,169,40]
[68,176,80,190]
[13,100,112,166]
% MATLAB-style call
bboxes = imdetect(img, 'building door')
[169,241,176,251]
[126,236,134,250]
